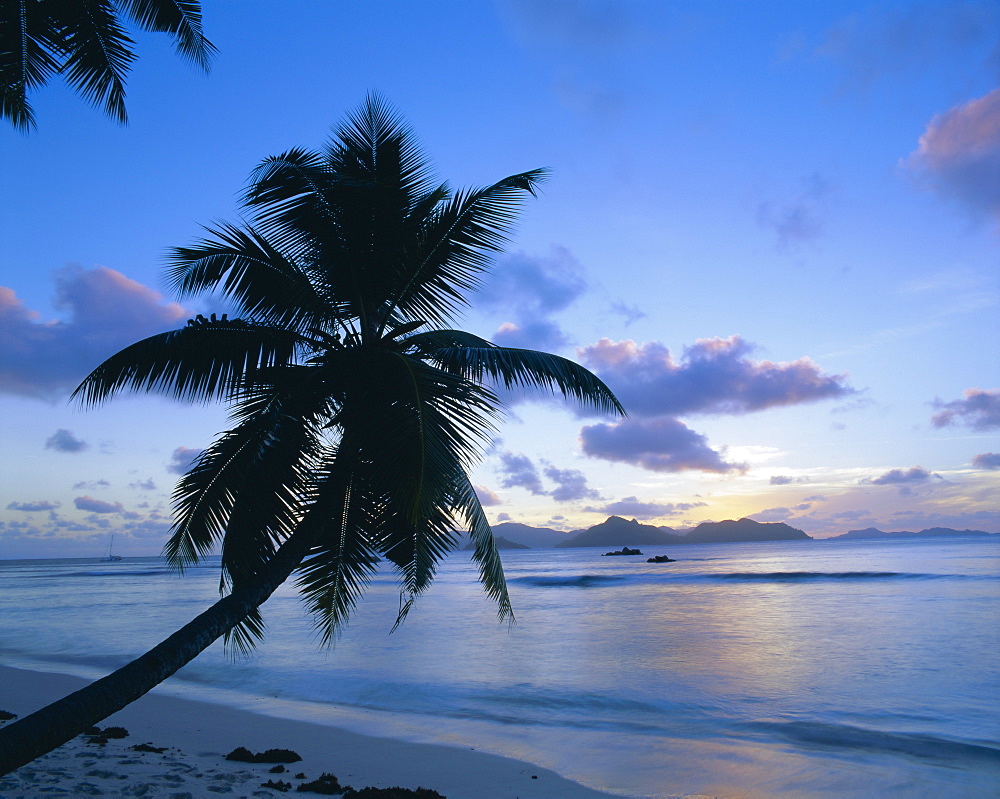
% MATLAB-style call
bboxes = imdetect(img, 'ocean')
[1,537,998,797]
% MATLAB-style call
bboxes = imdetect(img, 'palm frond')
[376,493,459,624]
[323,96,439,338]
[241,147,335,247]
[0,1,60,130]
[217,387,327,589]
[71,320,301,407]
[121,0,215,69]
[1,0,212,129]
[453,475,512,623]
[385,170,548,326]
[163,442,230,567]
[328,92,436,205]
[163,370,326,576]
[336,353,496,612]
[167,222,334,330]
[223,606,265,658]
[411,336,625,416]
[404,329,493,352]
[295,457,381,646]
[55,0,135,124]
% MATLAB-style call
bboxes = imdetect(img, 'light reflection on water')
[1,538,998,797]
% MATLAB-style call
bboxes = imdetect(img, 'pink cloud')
[580,417,746,474]
[492,319,569,351]
[906,89,1000,224]
[578,336,852,418]
[474,485,503,506]
[931,388,1000,431]
[1,265,187,401]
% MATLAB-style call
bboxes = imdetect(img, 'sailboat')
[103,535,123,562]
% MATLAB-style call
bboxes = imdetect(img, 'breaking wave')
[750,719,1000,765]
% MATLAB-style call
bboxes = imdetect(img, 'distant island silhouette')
[463,517,997,550]
[825,527,997,541]
[487,535,531,550]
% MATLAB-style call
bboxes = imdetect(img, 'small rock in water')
[602,547,643,556]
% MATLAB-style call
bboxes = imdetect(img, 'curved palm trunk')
[0,532,313,776]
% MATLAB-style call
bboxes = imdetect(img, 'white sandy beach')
[0,665,623,799]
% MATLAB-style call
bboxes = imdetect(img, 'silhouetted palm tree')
[1,0,214,130]
[0,96,623,774]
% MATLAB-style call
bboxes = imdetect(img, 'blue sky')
[2,0,998,558]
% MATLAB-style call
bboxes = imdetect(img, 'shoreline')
[0,664,623,798]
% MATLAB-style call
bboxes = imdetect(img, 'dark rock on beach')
[647,555,675,563]
[296,771,346,794]
[342,787,445,799]
[86,725,129,744]
[130,742,167,753]
[226,746,302,763]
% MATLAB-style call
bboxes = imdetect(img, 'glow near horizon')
[1,0,998,558]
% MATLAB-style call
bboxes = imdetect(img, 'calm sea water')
[1,537,998,797]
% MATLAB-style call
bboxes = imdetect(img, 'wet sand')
[0,664,621,798]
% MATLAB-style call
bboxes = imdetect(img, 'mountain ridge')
[463,519,997,550]
[551,516,811,548]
